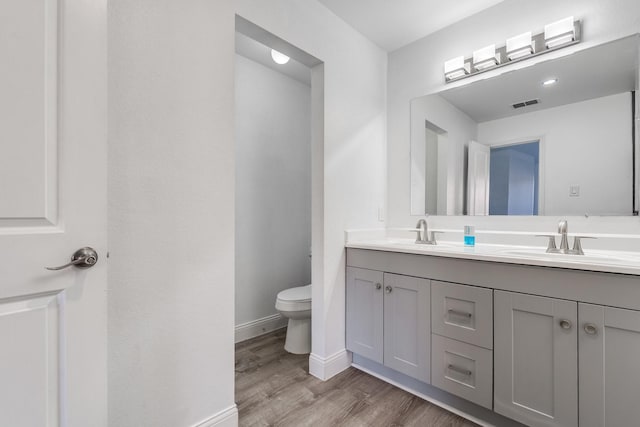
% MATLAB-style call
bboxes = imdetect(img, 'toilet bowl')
[275,284,311,354]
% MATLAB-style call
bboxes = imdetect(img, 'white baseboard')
[309,349,352,380]
[235,313,288,343]
[192,404,238,427]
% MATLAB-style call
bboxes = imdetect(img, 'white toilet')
[275,284,312,354]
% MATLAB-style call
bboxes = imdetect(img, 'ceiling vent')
[512,99,540,109]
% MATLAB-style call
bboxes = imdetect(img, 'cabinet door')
[494,291,577,427]
[346,267,384,363]
[383,273,430,382]
[579,303,640,427]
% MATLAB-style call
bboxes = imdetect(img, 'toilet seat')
[276,285,311,312]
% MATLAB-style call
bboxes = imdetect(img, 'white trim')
[352,363,492,427]
[235,313,287,343]
[309,349,351,380]
[191,405,238,427]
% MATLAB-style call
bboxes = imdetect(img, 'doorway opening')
[489,140,540,215]
[233,15,324,362]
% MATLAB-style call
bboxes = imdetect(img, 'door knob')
[46,247,99,271]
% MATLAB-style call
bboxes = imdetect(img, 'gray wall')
[235,53,311,327]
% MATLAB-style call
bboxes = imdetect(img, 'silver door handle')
[46,247,99,271]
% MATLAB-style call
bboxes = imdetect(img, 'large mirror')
[410,35,639,216]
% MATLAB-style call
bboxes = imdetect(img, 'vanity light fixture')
[271,49,290,65]
[506,32,534,61]
[544,16,576,49]
[473,44,499,71]
[444,56,470,81]
[443,18,580,83]
[542,78,558,86]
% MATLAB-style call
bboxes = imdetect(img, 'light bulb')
[271,49,290,65]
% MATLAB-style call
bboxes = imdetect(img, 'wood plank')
[236,330,477,426]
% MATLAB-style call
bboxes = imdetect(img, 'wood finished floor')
[235,329,479,427]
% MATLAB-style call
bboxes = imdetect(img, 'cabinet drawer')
[431,281,493,349]
[432,334,493,410]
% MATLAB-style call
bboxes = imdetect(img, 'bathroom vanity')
[345,240,640,427]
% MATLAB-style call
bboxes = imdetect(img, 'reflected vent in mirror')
[512,99,540,109]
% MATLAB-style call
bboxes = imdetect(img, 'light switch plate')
[569,185,580,197]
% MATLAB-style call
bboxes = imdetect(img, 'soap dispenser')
[464,225,476,247]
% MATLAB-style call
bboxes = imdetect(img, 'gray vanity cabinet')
[579,303,640,427]
[347,247,640,426]
[346,267,430,383]
[494,290,578,427]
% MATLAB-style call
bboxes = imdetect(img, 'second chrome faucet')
[540,220,593,255]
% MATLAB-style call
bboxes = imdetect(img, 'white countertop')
[346,238,640,276]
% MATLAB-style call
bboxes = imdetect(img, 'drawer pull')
[447,364,472,376]
[447,309,472,319]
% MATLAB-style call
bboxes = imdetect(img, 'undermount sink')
[502,249,640,265]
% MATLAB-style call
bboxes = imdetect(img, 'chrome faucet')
[558,220,570,254]
[415,218,441,245]
[538,219,595,255]
[416,219,429,243]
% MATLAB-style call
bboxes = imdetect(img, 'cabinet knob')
[583,323,598,335]
[559,319,573,330]
[375,283,382,290]
[385,285,393,294]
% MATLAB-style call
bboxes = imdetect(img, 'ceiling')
[317,0,506,52]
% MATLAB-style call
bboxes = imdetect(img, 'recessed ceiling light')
[542,78,558,86]
[271,49,290,65]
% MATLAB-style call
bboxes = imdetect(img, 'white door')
[467,140,490,215]
[0,1,106,426]
[579,303,640,427]
[494,291,577,427]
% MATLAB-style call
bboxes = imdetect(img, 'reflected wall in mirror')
[410,34,639,216]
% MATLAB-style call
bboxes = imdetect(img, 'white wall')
[235,0,387,378]
[388,0,640,242]
[108,1,237,426]
[479,93,632,216]
[411,95,477,215]
[235,53,311,330]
